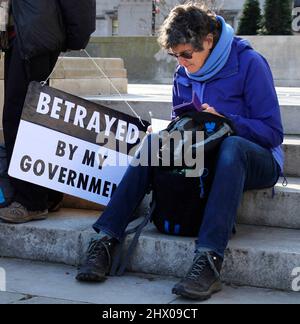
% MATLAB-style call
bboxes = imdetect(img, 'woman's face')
[170,35,214,73]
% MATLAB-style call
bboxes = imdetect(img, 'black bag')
[0,146,15,208]
[151,111,235,237]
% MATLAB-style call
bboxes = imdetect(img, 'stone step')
[51,57,127,80]
[0,57,120,79]
[51,58,127,81]
[0,209,100,266]
[49,57,128,96]
[238,177,300,229]
[282,105,300,136]
[62,176,300,230]
[128,223,300,292]
[2,258,300,304]
[0,209,299,292]
[134,177,300,231]
[52,68,127,80]
[51,77,128,96]
[283,135,300,177]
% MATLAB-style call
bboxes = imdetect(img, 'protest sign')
[9,82,150,206]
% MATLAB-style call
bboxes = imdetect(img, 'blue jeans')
[93,135,281,258]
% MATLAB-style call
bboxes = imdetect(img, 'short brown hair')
[158,2,221,51]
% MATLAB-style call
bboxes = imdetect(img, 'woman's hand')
[202,104,224,117]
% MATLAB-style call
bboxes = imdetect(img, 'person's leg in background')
[76,134,155,282]
[173,136,281,300]
[0,38,63,223]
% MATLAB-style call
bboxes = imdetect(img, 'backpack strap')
[110,198,156,276]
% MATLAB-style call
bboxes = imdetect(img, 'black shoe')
[172,251,223,301]
[76,236,117,282]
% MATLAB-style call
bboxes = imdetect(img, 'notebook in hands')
[173,92,203,116]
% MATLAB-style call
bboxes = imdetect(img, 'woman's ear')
[205,33,214,50]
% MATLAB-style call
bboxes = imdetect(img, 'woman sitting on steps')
[76,2,284,301]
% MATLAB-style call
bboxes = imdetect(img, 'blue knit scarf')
[185,16,234,82]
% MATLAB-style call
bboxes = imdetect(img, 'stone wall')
[87,36,300,87]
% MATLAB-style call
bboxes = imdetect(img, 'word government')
[20,155,117,199]
[36,92,141,144]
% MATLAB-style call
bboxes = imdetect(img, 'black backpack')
[151,167,212,237]
[151,111,235,237]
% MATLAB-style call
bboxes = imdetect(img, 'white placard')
[9,82,149,206]
[9,121,130,206]
[151,118,170,133]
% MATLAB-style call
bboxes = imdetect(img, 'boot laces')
[7,202,28,216]
[186,255,209,281]
[87,239,111,265]
[186,252,220,281]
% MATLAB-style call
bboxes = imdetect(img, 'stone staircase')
[0,85,300,294]
[50,57,128,96]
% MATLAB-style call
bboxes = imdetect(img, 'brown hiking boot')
[172,251,223,301]
[0,202,48,224]
[76,236,117,282]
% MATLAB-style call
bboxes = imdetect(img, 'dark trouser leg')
[196,136,281,258]
[93,134,155,241]
[3,38,63,211]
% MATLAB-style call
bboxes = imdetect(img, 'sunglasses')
[167,49,195,60]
